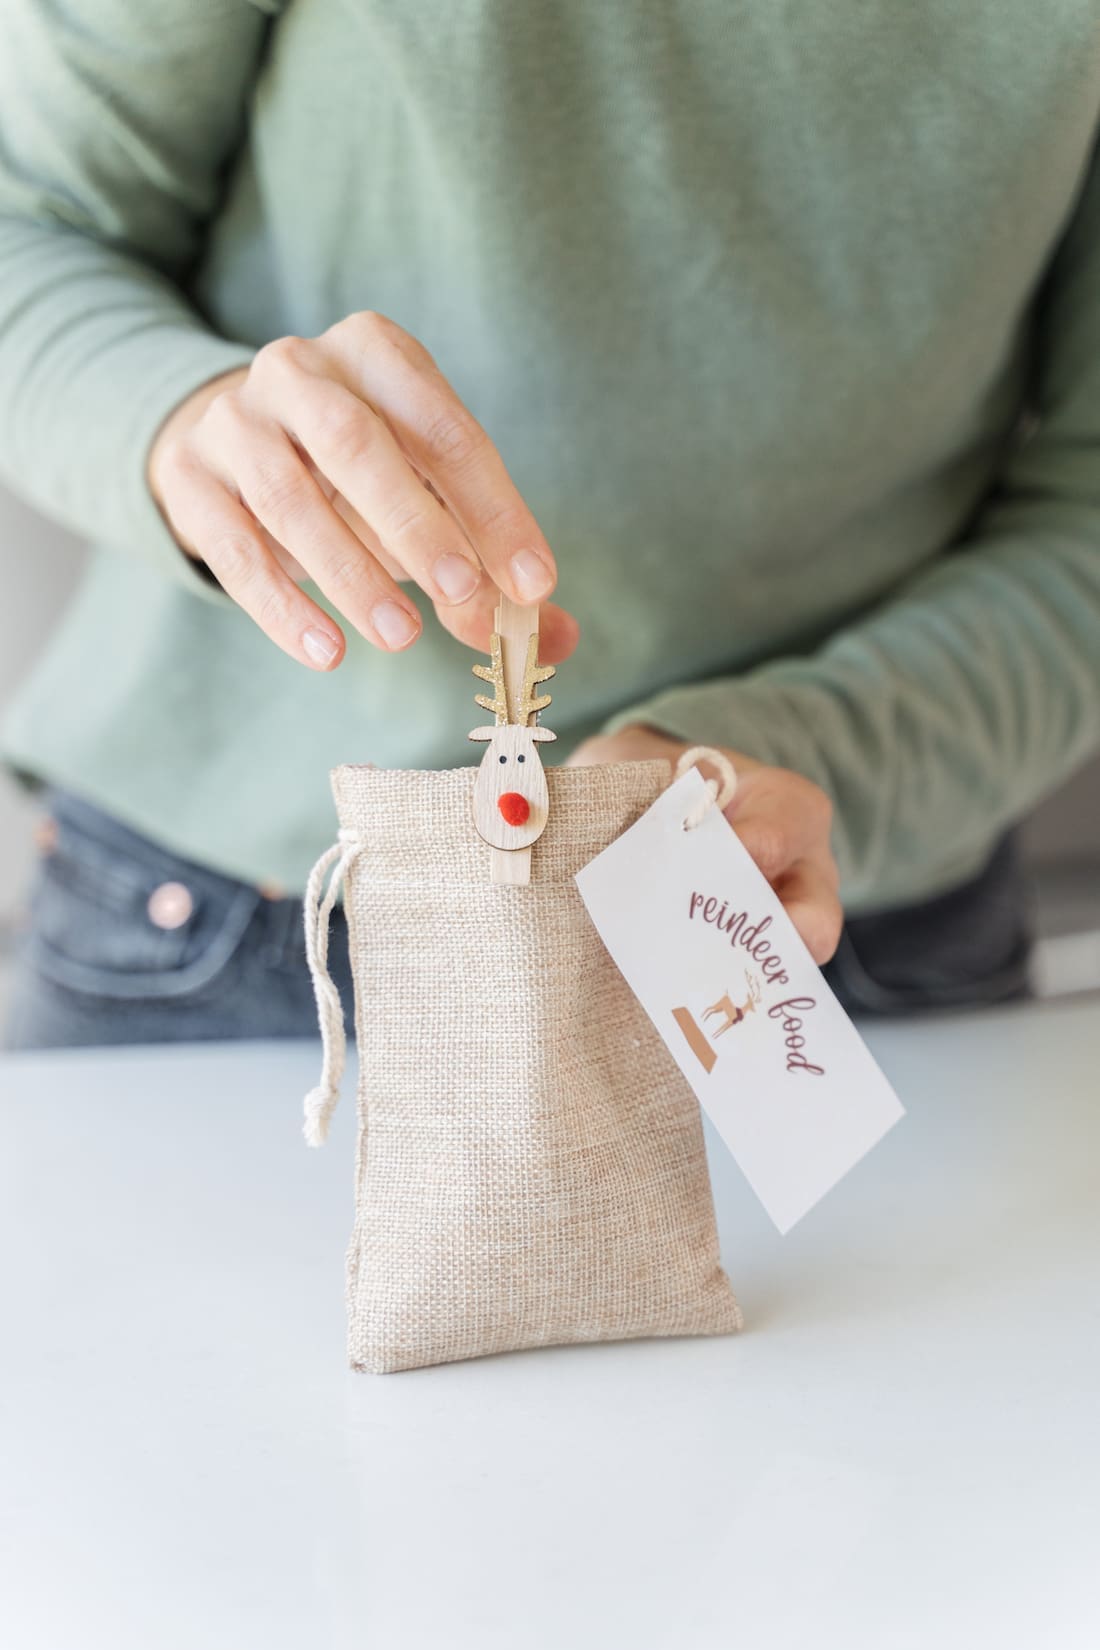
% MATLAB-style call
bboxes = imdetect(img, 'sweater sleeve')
[0,0,273,595]
[606,147,1100,912]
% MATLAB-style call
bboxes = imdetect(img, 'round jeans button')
[147,881,193,930]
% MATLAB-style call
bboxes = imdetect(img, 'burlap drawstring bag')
[302,680,742,1374]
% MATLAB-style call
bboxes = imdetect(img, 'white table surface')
[1,997,1098,1650]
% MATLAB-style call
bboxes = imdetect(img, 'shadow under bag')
[303,759,742,1374]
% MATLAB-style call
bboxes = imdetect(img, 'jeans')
[2,790,1033,1051]
[2,790,352,1050]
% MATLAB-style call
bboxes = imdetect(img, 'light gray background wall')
[0,489,86,922]
[1,484,1098,930]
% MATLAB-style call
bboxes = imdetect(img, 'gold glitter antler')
[472,633,509,724]
[517,633,555,725]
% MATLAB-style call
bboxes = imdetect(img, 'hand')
[567,725,843,964]
[147,312,579,670]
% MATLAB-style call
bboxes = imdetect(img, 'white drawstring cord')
[302,830,362,1147]
[675,746,738,829]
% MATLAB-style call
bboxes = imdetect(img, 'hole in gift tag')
[498,791,531,826]
[675,747,739,830]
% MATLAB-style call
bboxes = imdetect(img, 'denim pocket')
[28,795,261,1001]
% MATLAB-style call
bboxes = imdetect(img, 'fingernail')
[302,627,339,668]
[433,551,480,603]
[372,600,419,649]
[509,548,553,601]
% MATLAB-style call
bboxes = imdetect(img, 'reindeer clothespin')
[469,596,556,885]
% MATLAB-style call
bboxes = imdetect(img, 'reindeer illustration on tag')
[672,971,763,1074]
[703,973,763,1037]
[469,629,556,853]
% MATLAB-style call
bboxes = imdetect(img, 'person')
[2,2,1096,1049]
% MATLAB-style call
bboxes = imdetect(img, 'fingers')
[153,315,575,666]
[200,403,423,652]
[325,487,408,582]
[727,769,841,962]
[728,773,832,882]
[775,858,844,964]
[252,352,487,611]
[559,728,843,966]
[160,458,346,671]
[322,311,558,606]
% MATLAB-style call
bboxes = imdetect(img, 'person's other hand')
[567,725,843,965]
[147,313,579,671]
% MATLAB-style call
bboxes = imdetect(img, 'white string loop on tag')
[675,746,738,830]
[302,829,363,1147]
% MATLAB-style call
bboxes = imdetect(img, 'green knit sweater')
[2,0,1099,907]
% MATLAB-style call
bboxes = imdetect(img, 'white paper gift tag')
[575,768,905,1233]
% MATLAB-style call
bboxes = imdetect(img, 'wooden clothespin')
[468,596,556,885]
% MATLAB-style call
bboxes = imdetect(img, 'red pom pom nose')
[498,791,531,826]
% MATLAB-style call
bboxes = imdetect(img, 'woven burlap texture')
[331,758,742,1374]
